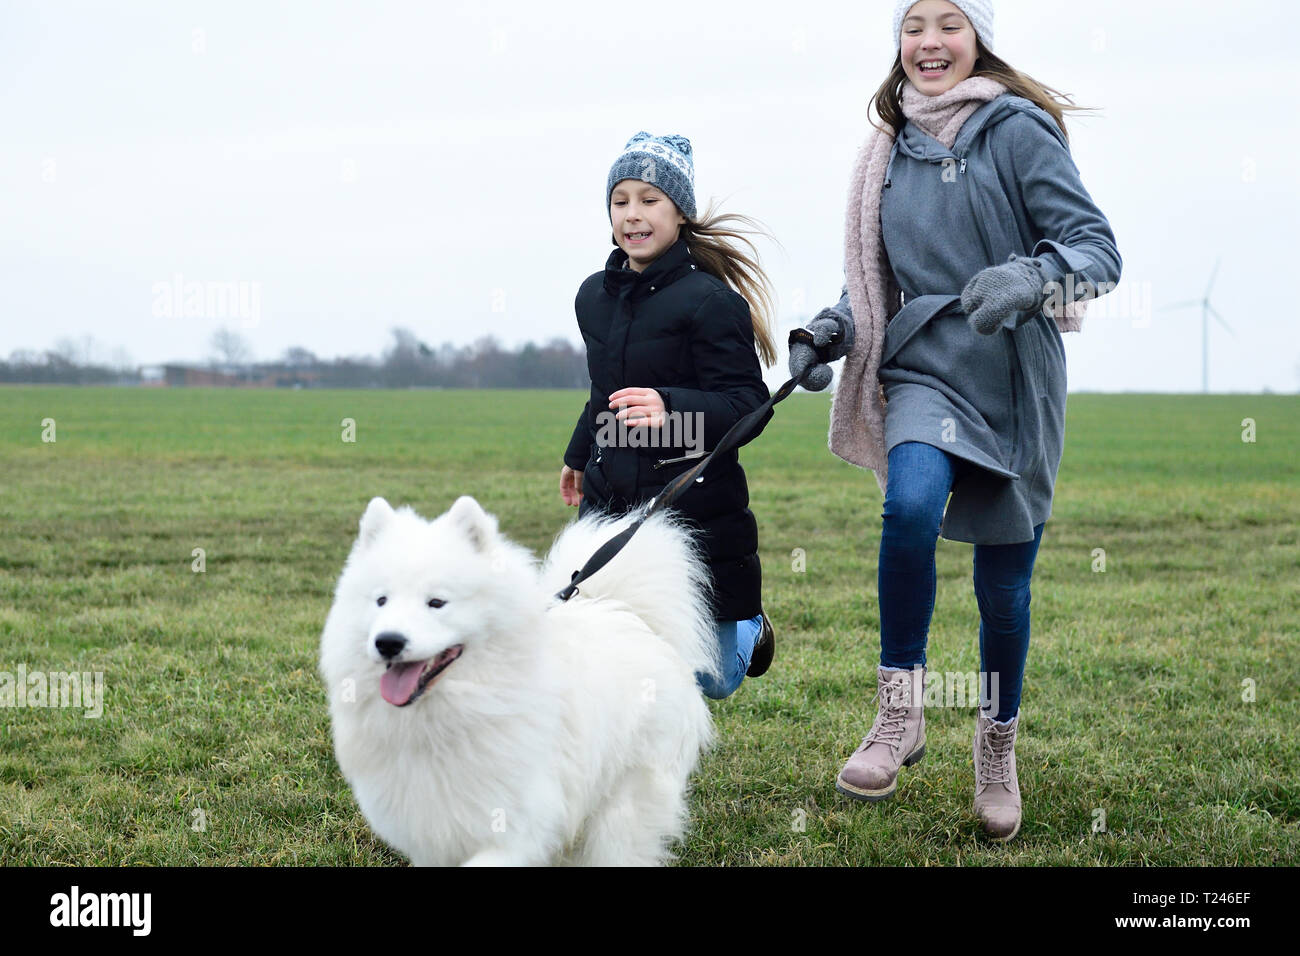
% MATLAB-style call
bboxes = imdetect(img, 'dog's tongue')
[380,661,425,706]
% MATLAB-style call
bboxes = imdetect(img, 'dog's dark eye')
[427,598,445,609]
[376,596,387,607]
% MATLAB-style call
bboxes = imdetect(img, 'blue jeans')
[878,441,1044,722]
[696,614,763,700]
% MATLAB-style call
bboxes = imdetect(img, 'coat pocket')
[651,446,708,470]
[583,454,614,506]
[1013,319,1049,401]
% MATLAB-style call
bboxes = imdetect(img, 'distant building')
[139,366,166,387]
[163,364,248,387]
[160,364,322,387]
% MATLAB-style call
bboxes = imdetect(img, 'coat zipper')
[1007,347,1019,468]
[652,447,707,469]
[957,145,1017,467]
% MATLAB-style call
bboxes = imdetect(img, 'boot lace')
[979,720,1016,787]
[858,677,910,753]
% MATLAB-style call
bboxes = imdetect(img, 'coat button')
[650,285,655,292]
[690,264,696,270]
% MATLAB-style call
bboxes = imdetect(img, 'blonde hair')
[678,202,779,368]
[870,38,1097,142]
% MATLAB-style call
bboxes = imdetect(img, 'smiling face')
[610,180,687,273]
[318,495,541,710]
[899,0,978,95]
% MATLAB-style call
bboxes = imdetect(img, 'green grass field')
[1,386,1296,865]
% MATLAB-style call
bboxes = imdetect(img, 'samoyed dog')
[319,495,719,866]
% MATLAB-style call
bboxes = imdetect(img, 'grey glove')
[960,254,1051,336]
[788,309,854,392]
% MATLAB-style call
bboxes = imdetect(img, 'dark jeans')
[878,441,1044,722]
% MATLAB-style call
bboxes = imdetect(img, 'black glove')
[960,253,1052,335]
[788,310,853,392]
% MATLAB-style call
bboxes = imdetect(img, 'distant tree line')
[0,328,590,388]
[1,351,127,385]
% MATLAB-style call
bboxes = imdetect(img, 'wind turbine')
[1159,257,1234,393]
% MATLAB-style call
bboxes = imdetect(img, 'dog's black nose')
[374,633,407,660]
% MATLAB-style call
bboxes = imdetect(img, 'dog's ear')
[447,495,498,553]
[359,497,395,545]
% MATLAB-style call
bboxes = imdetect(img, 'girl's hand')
[559,465,584,507]
[961,255,1051,335]
[608,387,665,428]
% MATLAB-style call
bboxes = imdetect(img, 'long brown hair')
[870,38,1097,142]
[678,202,779,368]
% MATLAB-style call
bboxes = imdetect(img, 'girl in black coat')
[559,130,779,699]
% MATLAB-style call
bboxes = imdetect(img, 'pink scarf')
[828,77,1087,493]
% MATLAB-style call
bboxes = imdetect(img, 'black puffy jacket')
[563,236,773,622]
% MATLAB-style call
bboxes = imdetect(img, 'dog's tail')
[540,504,721,682]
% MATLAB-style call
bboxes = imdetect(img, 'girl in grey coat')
[790,0,1121,841]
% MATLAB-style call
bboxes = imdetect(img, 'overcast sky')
[4,0,1296,392]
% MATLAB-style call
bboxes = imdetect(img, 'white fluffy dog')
[319,495,718,866]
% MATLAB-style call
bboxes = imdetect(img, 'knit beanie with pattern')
[606,131,697,221]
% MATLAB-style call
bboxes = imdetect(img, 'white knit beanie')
[893,0,994,52]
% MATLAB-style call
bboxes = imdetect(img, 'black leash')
[554,327,838,602]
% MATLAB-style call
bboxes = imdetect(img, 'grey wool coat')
[825,94,1122,544]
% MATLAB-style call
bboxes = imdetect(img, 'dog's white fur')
[319,495,718,866]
